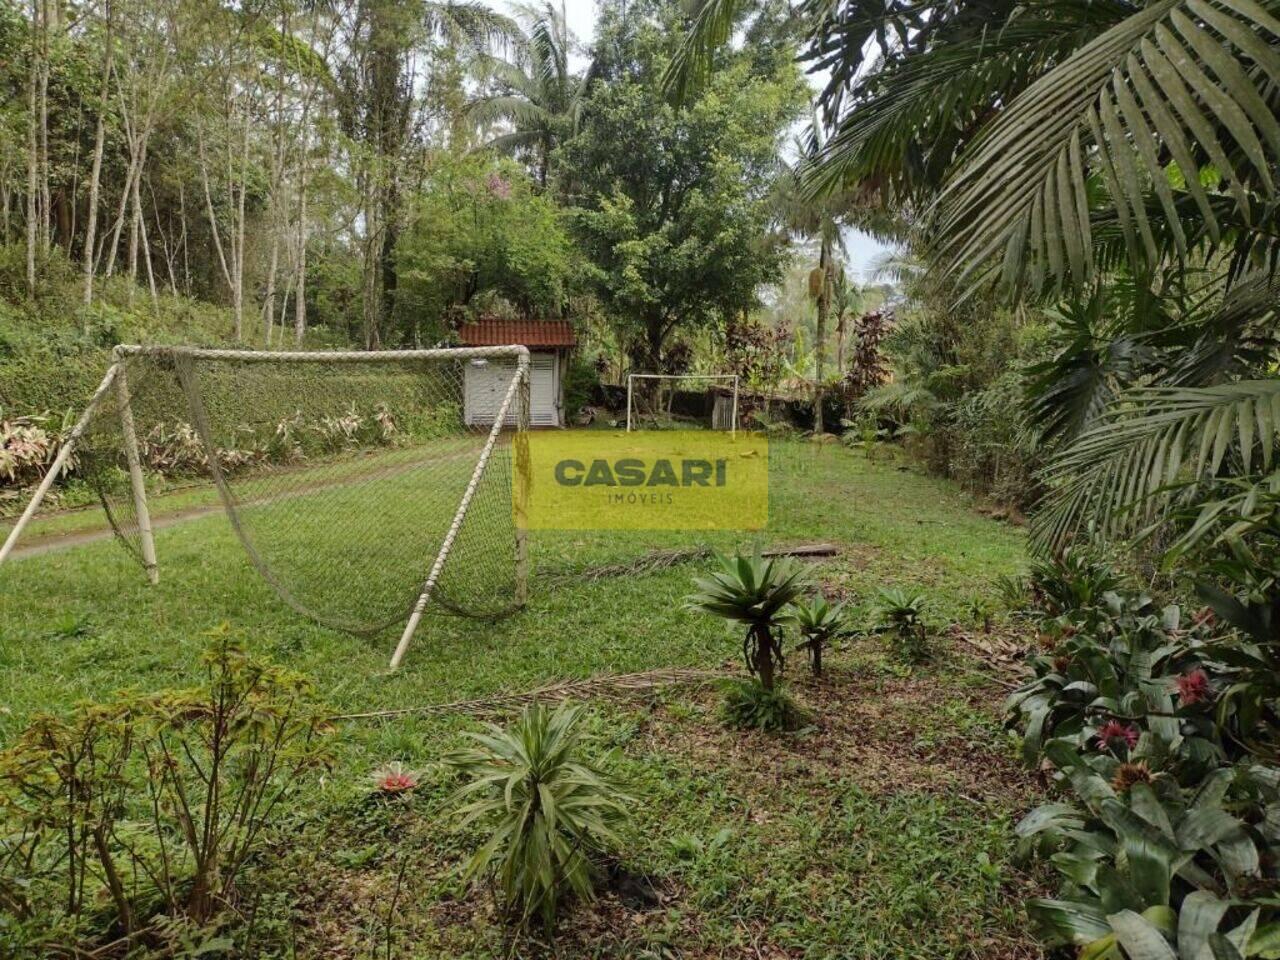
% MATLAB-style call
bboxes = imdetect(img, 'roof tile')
[458,319,576,348]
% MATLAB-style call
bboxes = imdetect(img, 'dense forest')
[0,0,899,429]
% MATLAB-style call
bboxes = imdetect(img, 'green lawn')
[0,440,1041,959]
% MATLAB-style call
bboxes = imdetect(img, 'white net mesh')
[77,347,529,635]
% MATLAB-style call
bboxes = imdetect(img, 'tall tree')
[467,2,590,188]
[560,0,803,372]
[336,0,518,348]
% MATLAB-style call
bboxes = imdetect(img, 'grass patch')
[0,441,1038,958]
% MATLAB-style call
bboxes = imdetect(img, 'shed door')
[464,353,559,427]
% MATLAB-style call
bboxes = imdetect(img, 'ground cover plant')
[1004,544,1280,960]
[0,444,1039,958]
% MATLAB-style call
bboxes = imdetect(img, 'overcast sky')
[487,0,896,282]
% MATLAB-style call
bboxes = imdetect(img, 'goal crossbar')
[1,344,532,671]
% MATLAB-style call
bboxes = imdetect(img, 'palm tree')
[667,0,1280,558]
[467,3,590,188]
[772,124,850,434]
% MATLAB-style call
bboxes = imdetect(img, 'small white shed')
[459,319,576,428]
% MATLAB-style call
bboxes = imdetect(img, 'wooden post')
[115,362,158,584]
[731,375,739,438]
[0,363,120,567]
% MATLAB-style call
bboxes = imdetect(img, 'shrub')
[719,678,804,732]
[1020,747,1280,958]
[687,551,808,692]
[872,586,931,663]
[0,633,331,950]
[1005,592,1222,774]
[446,703,631,933]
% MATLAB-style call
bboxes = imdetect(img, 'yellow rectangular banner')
[515,430,768,530]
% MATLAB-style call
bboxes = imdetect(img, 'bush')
[1007,535,1280,960]
[0,632,331,952]
[563,355,602,422]
[446,703,631,934]
[719,678,805,732]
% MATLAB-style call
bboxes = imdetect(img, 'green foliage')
[786,594,845,675]
[395,153,574,341]
[719,677,804,732]
[687,550,808,691]
[872,586,930,663]
[1021,753,1280,960]
[864,292,1047,506]
[446,703,631,933]
[0,632,330,950]
[562,354,601,421]
[558,0,805,369]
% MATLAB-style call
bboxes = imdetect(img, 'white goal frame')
[626,374,739,436]
[0,343,531,671]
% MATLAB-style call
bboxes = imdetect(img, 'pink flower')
[371,761,420,794]
[1174,668,1211,705]
[1097,720,1139,750]
[485,172,512,199]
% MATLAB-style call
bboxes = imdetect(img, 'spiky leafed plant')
[467,3,591,187]
[446,703,631,933]
[873,586,930,662]
[787,594,845,675]
[687,551,809,691]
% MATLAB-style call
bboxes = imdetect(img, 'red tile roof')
[458,319,576,348]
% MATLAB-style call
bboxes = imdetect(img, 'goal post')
[626,373,739,436]
[1,344,532,670]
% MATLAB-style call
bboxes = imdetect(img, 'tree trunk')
[37,0,51,255]
[82,0,114,308]
[293,173,307,345]
[25,0,39,295]
[813,241,831,435]
[753,624,776,691]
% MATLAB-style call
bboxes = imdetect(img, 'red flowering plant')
[370,761,422,796]
[1173,668,1212,707]
[1094,719,1139,755]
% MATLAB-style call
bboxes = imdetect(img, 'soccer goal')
[626,374,739,435]
[0,344,531,670]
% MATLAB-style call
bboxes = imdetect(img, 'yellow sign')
[515,430,768,530]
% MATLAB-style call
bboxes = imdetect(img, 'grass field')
[0,440,1041,959]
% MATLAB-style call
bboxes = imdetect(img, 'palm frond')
[467,95,552,131]
[662,0,750,104]
[930,0,1280,295]
[802,1,1132,202]
[1033,377,1280,553]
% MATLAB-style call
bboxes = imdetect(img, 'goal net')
[626,374,739,433]
[6,345,530,666]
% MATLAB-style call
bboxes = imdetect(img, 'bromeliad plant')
[1020,745,1280,959]
[446,703,631,934]
[1006,592,1222,774]
[687,551,809,692]
[872,586,930,663]
[787,595,845,676]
